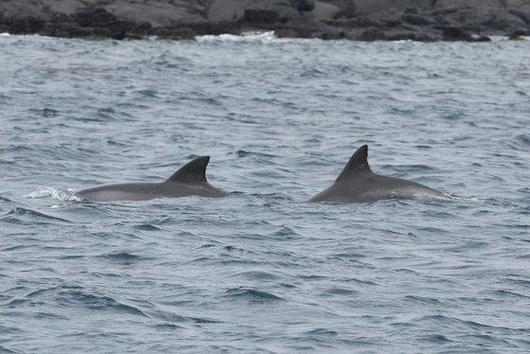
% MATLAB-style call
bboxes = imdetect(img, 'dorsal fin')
[165,156,210,184]
[336,144,371,182]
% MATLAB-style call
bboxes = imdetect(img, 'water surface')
[1,33,529,353]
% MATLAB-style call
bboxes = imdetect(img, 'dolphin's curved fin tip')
[166,156,210,184]
[336,144,371,182]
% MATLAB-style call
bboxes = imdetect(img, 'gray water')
[1,32,529,353]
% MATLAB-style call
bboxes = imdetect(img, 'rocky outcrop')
[0,0,529,41]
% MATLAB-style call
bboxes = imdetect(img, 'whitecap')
[196,31,277,43]
[26,187,83,202]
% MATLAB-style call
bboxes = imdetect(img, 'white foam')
[0,32,11,37]
[196,31,278,43]
[26,187,83,202]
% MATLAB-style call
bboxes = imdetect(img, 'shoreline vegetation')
[1,0,529,42]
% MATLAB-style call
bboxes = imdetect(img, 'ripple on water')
[223,288,284,303]
[133,223,162,231]
[322,287,358,296]
[6,285,146,318]
[230,270,280,281]
[1,207,71,223]
[97,251,150,265]
[269,226,300,240]
[514,134,530,148]
[57,289,148,317]
[148,308,221,324]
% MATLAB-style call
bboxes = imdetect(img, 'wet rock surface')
[0,0,529,41]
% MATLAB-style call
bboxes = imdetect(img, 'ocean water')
[0,32,529,353]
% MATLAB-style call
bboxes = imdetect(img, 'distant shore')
[1,0,529,42]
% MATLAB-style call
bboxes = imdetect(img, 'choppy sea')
[0,32,529,353]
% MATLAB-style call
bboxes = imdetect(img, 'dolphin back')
[78,156,227,202]
[309,144,443,203]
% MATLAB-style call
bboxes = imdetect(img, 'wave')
[57,289,147,317]
[230,270,280,281]
[97,251,151,265]
[196,31,278,43]
[2,207,71,223]
[7,286,147,318]
[224,287,284,303]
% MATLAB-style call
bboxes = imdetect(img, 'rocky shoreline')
[1,0,529,41]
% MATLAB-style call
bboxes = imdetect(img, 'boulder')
[325,0,356,18]
[354,0,433,15]
[356,27,434,41]
[73,8,119,27]
[2,16,44,34]
[434,0,507,8]
[103,0,207,27]
[303,1,341,20]
[244,9,280,22]
[441,25,473,40]
[506,1,530,23]
[510,9,530,23]
[401,14,432,25]
[291,0,316,11]
[208,0,307,23]
[40,0,87,16]
[506,0,530,5]
[437,5,527,30]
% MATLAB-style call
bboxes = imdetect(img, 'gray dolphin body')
[309,145,443,203]
[78,156,227,202]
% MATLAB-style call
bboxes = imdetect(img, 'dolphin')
[77,156,227,202]
[309,145,444,203]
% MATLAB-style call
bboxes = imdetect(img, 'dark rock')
[432,0,527,31]
[355,0,433,15]
[357,27,434,41]
[73,8,118,27]
[157,28,197,41]
[291,0,316,12]
[50,13,71,23]
[402,14,432,25]
[303,1,340,21]
[326,0,356,18]
[4,16,44,34]
[130,22,152,36]
[359,28,387,41]
[434,0,507,9]
[40,23,93,38]
[0,0,528,41]
[441,26,491,41]
[385,19,402,27]
[244,9,279,23]
[432,7,460,16]
[322,17,377,27]
[320,30,346,39]
[70,7,138,39]
[484,11,527,29]
[275,28,302,37]
[208,0,301,23]
[509,28,529,38]
[441,26,473,40]
[510,9,530,23]
[432,15,450,25]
